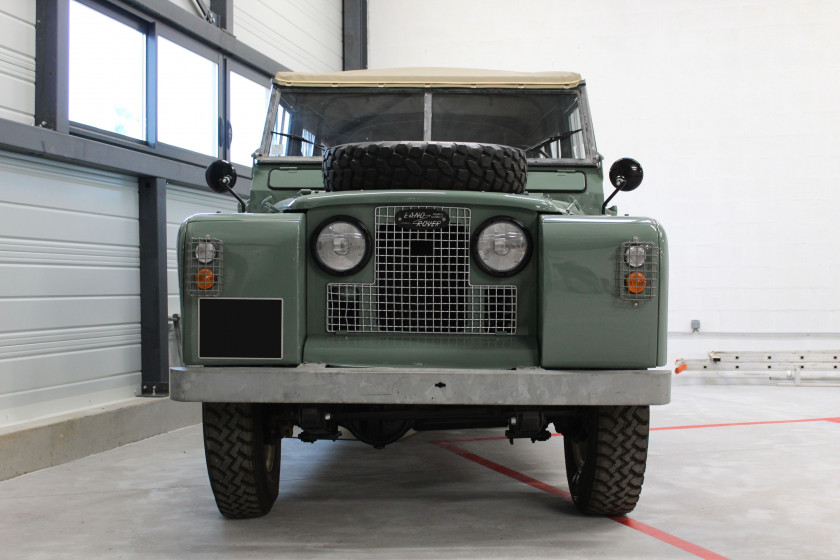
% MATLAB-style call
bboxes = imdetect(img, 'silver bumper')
[170,364,671,406]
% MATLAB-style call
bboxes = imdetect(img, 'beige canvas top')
[273,67,582,89]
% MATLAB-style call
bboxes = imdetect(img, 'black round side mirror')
[609,158,644,192]
[205,159,237,194]
[205,159,246,212]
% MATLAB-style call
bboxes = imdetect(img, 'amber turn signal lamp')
[195,268,215,290]
[625,271,647,294]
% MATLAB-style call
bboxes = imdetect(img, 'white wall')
[234,0,343,72]
[0,0,35,125]
[369,0,840,362]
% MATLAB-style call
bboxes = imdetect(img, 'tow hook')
[505,411,552,445]
[297,407,341,443]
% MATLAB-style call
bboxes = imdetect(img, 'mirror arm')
[221,177,247,213]
[601,183,625,215]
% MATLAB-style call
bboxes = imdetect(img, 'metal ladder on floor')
[674,351,840,386]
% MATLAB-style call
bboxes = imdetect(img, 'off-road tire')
[562,406,649,516]
[202,403,281,519]
[322,141,527,193]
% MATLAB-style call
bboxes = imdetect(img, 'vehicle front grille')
[326,206,517,334]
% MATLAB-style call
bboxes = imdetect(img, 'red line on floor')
[432,441,571,499]
[650,417,840,431]
[612,517,730,560]
[429,415,839,556]
[430,440,730,560]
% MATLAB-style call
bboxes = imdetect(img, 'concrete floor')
[1,380,838,560]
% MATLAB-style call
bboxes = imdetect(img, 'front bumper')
[170,364,671,406]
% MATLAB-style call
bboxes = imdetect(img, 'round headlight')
[194,240,216,264]
[625,245,647,267]
[312,217,371,275]
[473,217,532,276]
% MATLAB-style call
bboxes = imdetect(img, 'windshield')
[265,88,588,160]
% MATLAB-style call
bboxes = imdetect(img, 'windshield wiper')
[524,128,582,154]
[271,131,327,152]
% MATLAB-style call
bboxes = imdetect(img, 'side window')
[272,107,292,156]
[566,102,585,159]
[300,129,316,157]
[229,72,271,166]
[157,36,219,157]
[68,0,146,139]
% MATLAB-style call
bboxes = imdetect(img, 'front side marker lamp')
[312,217,371,275]
[195,240,216,263]
[618,239,657,302]
[473,217,532,276]
[625,245,646,267]
[195,268,215,290]
[625,271,647,294]
[187,236,223,296]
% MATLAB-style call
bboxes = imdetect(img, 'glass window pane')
[68,1,145,139]
[158,37,218,156]
[229,72,270,166]
[268,91,424,156]
[432,92,585,159]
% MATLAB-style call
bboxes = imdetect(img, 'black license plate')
[198,298,283,359]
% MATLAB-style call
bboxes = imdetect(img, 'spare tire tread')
[323,141,527,193]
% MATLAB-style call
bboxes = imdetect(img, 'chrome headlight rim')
[311,215,372,276]
[472,216,533,277]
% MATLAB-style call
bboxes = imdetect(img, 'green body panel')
[538,215,668,369]
[527,168,586,191]
[178,213,306,365]
[280,189,570,213]
[656,227,669,366]
[267,166,321,190]
[249,162,607,215]
[177,193,668,370]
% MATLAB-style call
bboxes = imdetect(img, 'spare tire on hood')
[322,141,527,194]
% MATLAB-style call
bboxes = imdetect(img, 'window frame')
[42,0,280,176]
[259,86,601,167]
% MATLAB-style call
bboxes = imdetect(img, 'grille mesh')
[617,240,658,301]
[327,206,517,334]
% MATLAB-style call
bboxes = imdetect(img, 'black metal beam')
[210,0,233,31]
[139,176,169,397]
[342,0,368,71]
[0,118,252,193]
[116,0,288,74]
[35,0,69,131]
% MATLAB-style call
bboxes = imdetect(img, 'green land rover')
[170,68,670,519]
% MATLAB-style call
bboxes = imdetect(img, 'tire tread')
[565,406,649,516]
[203,403,279,519]
[323,141,527,193]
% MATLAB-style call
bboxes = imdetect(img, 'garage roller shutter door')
[0,151,139,427]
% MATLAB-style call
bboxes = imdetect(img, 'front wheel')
[562,406,650,516]
[202,403,281,519]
